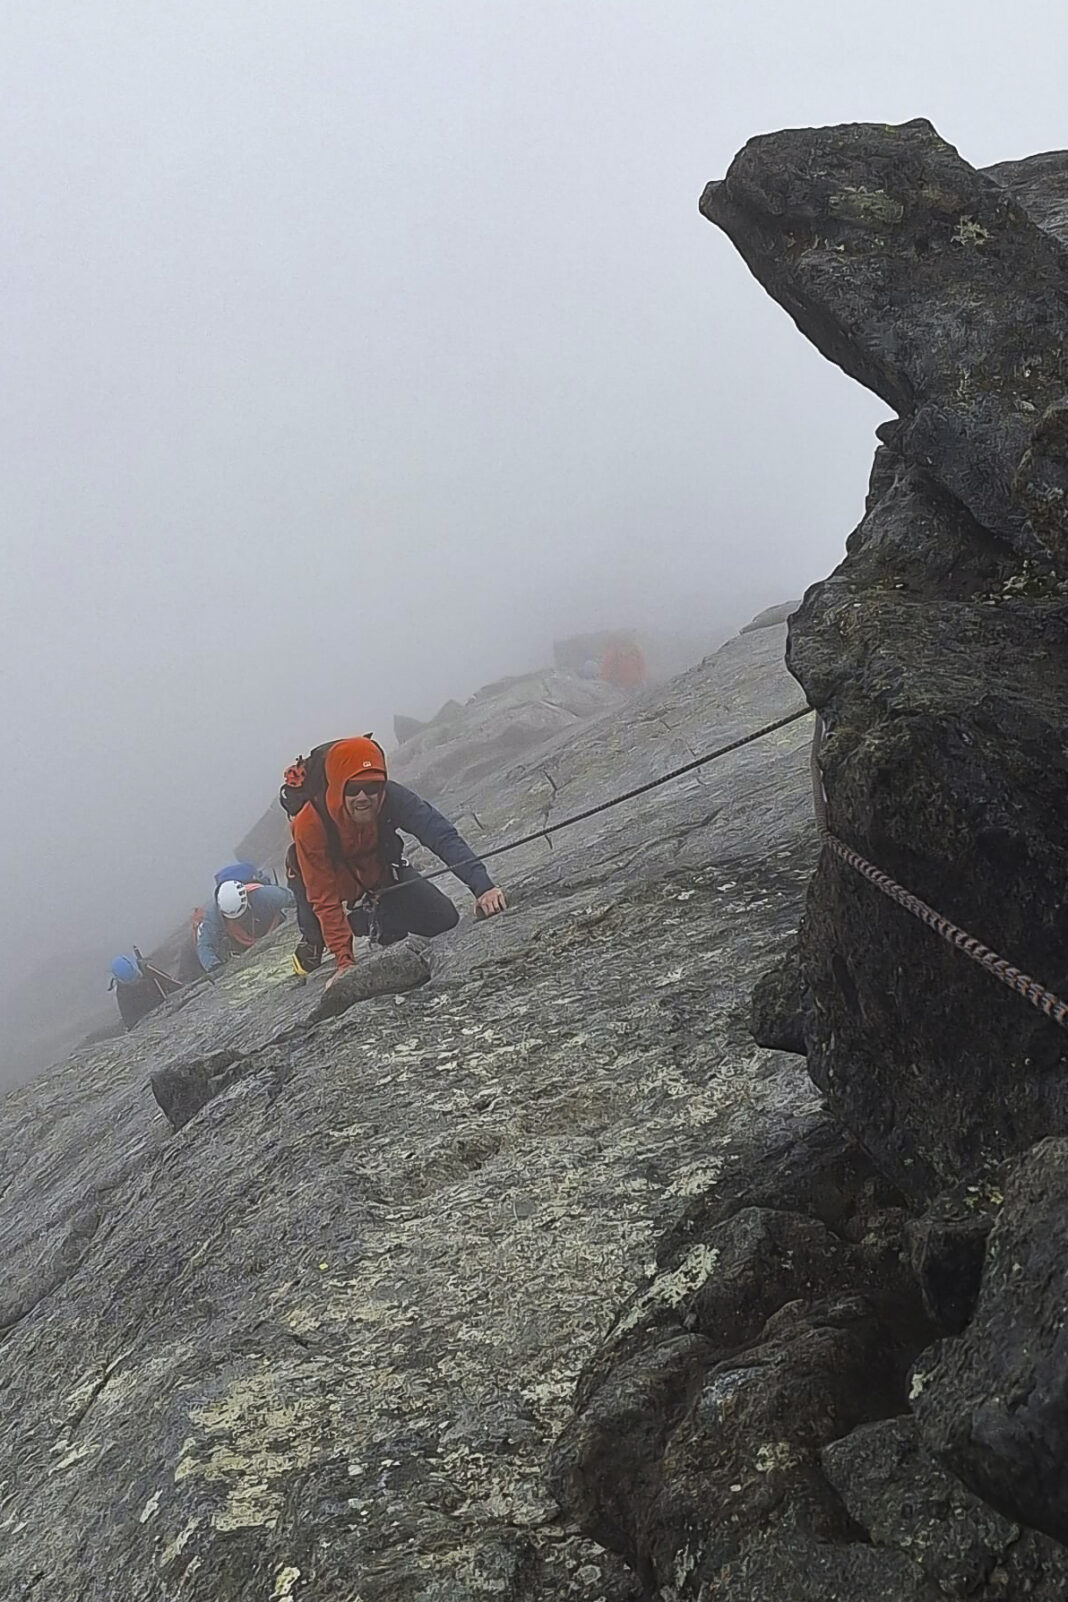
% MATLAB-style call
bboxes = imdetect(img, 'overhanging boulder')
[702,119,1068,561]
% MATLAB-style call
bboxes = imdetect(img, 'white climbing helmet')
[217,880,250,919]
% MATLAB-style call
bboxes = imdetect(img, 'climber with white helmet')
[195,873,294,975]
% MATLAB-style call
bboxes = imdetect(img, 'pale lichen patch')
[48,1444,95,1474]
[611,1244,720,1337]
[754,1440,798,1473]
[952,216,991,246]
[175,1370,327,1531]
[159,1517,199,1567]
[138,1489,162,1523]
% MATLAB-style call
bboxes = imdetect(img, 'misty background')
[3,1,1066,1078]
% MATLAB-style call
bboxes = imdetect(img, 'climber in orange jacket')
[287,736,506,984]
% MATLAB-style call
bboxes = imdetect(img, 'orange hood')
[324,737,388,826]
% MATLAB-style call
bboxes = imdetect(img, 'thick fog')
[3,0,1066,1073]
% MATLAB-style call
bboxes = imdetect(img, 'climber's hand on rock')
[324,962,353,991]
[476,888,507,919]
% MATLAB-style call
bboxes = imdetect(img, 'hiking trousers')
[353,867,460,945]
[289,856,459,950]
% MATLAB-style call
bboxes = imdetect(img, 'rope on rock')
[810,716,1068,1032]
[385,704,815,896]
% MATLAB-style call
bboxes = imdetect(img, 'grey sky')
[2,2,1066,1042]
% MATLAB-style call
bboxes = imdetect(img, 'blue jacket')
[196,883,294,974]
[378,783,494,898]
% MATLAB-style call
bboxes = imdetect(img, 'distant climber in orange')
[599,634,647,692]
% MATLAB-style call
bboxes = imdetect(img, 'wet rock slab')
[0,626,814,1600]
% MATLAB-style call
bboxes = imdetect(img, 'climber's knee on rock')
[433,896,461,934]
[378,872,459,941]
[406,880,459,936]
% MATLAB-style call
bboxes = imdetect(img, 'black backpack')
[279,735,387,867]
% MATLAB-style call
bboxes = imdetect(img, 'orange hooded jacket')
[291,737,390,968]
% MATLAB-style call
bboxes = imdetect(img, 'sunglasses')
[344,780,385,798]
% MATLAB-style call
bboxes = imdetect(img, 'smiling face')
[324,738,389,827]
[343,779,385,823]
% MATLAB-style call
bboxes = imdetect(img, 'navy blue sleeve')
[385,783,494,897]
[195,905,224,972]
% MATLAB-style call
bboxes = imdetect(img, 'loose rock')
[310,940,433,1021]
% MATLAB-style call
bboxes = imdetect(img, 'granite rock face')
[701,124,1068,1197]
[822,1416,1068,1601]
[552,1115,1068,1598]
[550,126,1068,1600]
[394,712,428,744]
[748,941,807,1055]
[984,150,1068,248]
[790,448,1068,1196]
[309,938,433,1022]
[550,1120,931,1598]
[11,116,1068,1602]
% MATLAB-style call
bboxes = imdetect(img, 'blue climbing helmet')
[111,955,140,986]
